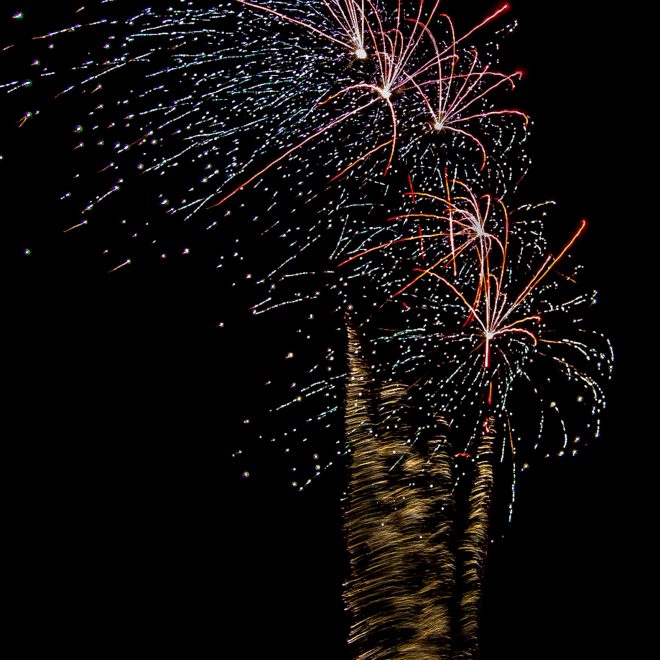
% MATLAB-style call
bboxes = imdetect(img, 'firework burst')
[3,1,526,261]
[2,0,611,513]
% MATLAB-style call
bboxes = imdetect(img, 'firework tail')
[345,320,496,658]
[344,318,410,656]
[401,427,456,658]
[455,419,495,660]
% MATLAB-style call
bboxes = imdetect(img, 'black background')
[3,2,652,657]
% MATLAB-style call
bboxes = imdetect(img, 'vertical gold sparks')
[344,322,494,659]
[456,420,495,659]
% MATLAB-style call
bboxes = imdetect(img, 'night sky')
[3,2,650,657]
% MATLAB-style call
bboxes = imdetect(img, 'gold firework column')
[344,320,496,659]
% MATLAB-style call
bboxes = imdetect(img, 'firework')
[3,4,612,655]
